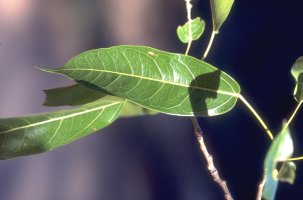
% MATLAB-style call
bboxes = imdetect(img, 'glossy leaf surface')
[44,84,158,117]
[42,45,240,117]
[177,17,205,43]
[291,56,303,102]
[263,126,294,200]
[0,99,124,159]
[210,0,234,31]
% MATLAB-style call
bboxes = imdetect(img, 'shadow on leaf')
[189,70,221,116]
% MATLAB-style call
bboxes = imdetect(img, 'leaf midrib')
[55,68,239,97]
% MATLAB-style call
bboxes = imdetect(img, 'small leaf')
[291,56,303,102]
[0,99,124,159]
[210,0,234,31]
[177,17,205,43]
[44,84,158,117]
[40,45,241,117]
[263,126,294,200]
[277,161,296,184]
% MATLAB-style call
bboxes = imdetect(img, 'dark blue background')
[189,1,303,199]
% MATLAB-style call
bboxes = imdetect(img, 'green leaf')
[177,17,205,43]
[263,126,294,200]
[291,56,303,102]
[119,101,158,117]
[210,0,234,31]
[43,84,107,106]
[277,161,296,184]
[0,99,124,159]
[44,84,158,117]
[40,45,240,117]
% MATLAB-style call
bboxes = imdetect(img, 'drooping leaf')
[43,84,158,117]
[177,17,205,43]
[210,0,234,31]
[40,45,240,117]
[263,126,294,200]
[277,161,296,184]
[0,99,124,159]
[291,56,303,102]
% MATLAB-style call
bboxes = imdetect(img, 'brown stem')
[191,117,234,200]
[256,174,266,200]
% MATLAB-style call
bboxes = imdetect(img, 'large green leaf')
[210,0,234,31]
[0,99,124,159]
[263,126,294,200]
[44,84,158,117]
[177,17,205,43]
[41,45,240,117]
[291,56,303,102]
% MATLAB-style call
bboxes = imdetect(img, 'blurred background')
[0,1,303,199]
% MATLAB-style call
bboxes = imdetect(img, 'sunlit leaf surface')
[42,46,240,117]
[0,99,124,159]
[210,0,234,31]
[177,17,205,43]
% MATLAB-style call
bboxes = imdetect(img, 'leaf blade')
[43,84,107,106]
[263,126,294,200]
[42,46,241,117]
[44,84,158,117]
[277,161,296,184]
[0,99,124,159]
[177,17,205,43]
[210,0,234,31]
[291,56,303,102]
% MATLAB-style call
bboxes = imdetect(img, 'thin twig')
[191,117,234,200]
[256,174,266,200]
[285,100,303,128]
[202,31,216,60]
[284,100,303,161]
[238,94,274,140]
[185,0,193,55]
[287,156,303,161]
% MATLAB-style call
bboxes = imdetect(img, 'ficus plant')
[1,0,302,199]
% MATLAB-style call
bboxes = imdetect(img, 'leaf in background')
[291,56,303,102]
[262,126,294,200]
[177,17,205,43]
[40,45,240,117]
[44,84,158,117]
[210,0,234,31]
[43,84,107,106]
[119,101,158,117]
[0,99,124,159]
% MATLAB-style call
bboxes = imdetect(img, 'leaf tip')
[33,64,57,74]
